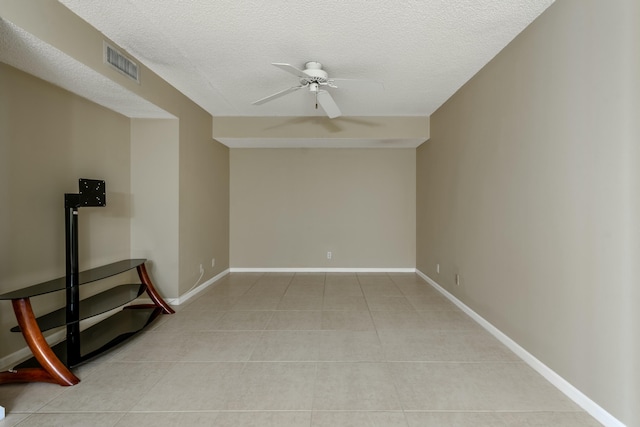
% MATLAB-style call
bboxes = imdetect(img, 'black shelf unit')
[0,179,174,386]
[10,282,146,333]
[13,307,163,370]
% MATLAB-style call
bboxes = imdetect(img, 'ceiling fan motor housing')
[301,61,328,84]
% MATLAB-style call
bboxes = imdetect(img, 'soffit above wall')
[218,138,427,149]
[0,18,174,120]
[213,116,429,148]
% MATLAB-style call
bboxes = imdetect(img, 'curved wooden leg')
[136,264,175,314]
[4,298,79,386]
[0,367,66,385]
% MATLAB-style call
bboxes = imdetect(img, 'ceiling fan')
[252,61,347,119]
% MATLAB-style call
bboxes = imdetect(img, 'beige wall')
[131,117,230,298]
[131,119,180,298]
[231,148,415,268]
[179,115,230,295]
[0,63,132,360]
[416,0,639,425]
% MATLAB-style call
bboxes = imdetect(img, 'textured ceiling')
[57,0,555,119]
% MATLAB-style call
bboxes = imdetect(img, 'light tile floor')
[0,272,603,426]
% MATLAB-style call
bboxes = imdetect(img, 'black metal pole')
[65,194,81,367]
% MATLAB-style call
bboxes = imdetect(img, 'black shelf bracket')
[64,179,106,366]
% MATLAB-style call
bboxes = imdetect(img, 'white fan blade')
[252,85,304,105]
[316,90,341,119]
[330,78,385,89]
[272,63,307,78]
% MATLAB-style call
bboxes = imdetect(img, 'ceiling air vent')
[104,42,139,83]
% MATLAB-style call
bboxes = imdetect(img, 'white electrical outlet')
[327,251,332,260]
[212,258,216,267]
[436,263,440,274]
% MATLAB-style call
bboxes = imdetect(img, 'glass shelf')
[14,307,162,369]
[0,259,146,300]
[10,284,146,333]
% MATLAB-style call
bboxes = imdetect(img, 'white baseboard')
[167,268,230,306]
[229,267,416,273]
[415,269,625,427]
